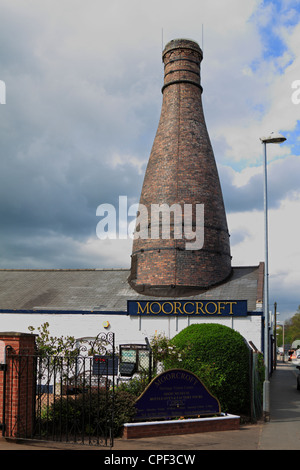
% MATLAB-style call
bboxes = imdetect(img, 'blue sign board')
[128,300,248,317]
[134,369,221,421]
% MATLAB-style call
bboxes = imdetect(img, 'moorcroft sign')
[134,369,221,420]
[128,300,248,317]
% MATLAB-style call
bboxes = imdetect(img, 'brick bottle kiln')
[129,39,232,296]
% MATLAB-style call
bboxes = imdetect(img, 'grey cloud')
[0,0,299,280]
[220,155,300,214]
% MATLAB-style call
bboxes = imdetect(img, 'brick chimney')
[129,38,232,296]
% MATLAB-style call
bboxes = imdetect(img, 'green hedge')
[166,323,251,416]
[44,389,136,437]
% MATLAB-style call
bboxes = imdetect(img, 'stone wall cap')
[0,332,35,337]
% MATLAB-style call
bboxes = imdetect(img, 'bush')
[169,323,251,416]
[117,375,148,397]
[151,333,184,365]
[44,388,136,437]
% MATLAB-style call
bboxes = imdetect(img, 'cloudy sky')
[0,0,300,321]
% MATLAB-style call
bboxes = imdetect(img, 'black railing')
[4,332,115,447]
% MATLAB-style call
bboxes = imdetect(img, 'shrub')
[117,375,148,397]
[150,332,186,371]
[169,323,252,416]
[44,388,136,437]
[113,390,137,434]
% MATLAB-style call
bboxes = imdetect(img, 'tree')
[277,306,300,347]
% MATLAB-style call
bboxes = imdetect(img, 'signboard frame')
[134,368,221,421]
[128,300,248,317]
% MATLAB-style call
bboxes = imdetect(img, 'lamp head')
[260,132,287,144]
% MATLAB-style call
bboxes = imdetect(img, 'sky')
[0,0,300,321]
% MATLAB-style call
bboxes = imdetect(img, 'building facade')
[0,264,264,351]
[0,39,265,353]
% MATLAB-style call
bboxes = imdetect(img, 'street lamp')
[273,303,278,370]
[259,132,286,421]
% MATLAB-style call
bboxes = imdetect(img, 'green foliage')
[167,323,251,416]
[256,352,265,394]
[150,332,186,370]
[113,390,137,434]
[117,373,149,397]
[43,389,136,437]
[276,307,300,347]
[28,322,78,357]
[30,323,137,436]
[29,323,116,359]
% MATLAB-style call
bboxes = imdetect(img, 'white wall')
[0,312,263,351]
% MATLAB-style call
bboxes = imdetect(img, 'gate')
[1,332,116,447]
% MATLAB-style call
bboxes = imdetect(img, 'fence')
[245,340,263,422]
[251,352,263,421]
[33,353,115,446]
[1,331,261,444]
[0,332,117,447]
[0,332,154,447]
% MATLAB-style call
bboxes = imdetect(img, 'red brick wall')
[0,332,36,438]
[130,39,231,295]
[123,415,240,439]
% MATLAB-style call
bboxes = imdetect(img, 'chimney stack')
[129,38,232,296]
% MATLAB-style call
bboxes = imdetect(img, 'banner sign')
[128,300,248,317]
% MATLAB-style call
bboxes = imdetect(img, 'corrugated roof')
[0,264,263,313]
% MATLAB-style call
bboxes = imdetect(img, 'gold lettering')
[135,300,239,316]
[183,302,194,314]
[226,301,237,314]
[149,302,162,314]
[162,302,173,314]
[136,302,149,314]
[173,302,183,314]
[205,302,218,314]
[217,302,226,314]
[195,302,205,314]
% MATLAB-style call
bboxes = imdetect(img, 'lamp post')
[280,322,285,362]
[282,321,285,363]
[274,303,279,370]
[259,132,286,421]
[276,321,285,362]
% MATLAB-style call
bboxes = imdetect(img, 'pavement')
[1,361,300,452]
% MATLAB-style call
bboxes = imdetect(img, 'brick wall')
[123,415,240,439]
[0,332,36,438]
[130,39,231,295]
